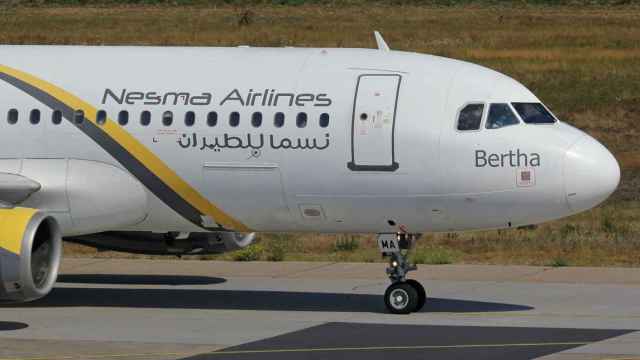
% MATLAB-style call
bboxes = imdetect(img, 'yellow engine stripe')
[0,207,37,255]
[0,64,249,232]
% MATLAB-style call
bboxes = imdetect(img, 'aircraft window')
[512,102,556,124]
[96,110,107,125]
[140,111,151,126]
[74,110,84,124]
[52,110,62,125]
[185,111,195,127]
[229,112,240,127]
[162,111,173,126]
[274,112,284,128]
[486,103,519,129]
[207,111,217,127]
[296,112,307,128]
[118,110,129,126]
[7,109,17,124]
[319,113,330,128]
[457,103,484,131]
[251,112,262,128]
[30,109,40,125]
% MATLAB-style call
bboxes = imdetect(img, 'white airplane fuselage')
[0,45,620,236]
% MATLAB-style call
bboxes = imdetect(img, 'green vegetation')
[3,1,636,7]
[231,244,264,261]
[263,234,298,261]
[412,247,459,265]
[549,257,570,267]
[35,2,638,266]
[334,235,360,252]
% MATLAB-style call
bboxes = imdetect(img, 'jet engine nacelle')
[0,208,62,303]
[65,231,256,256]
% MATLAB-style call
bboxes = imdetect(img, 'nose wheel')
[406,279,426,311]
[379,232,427,314]
[384,282,418,314]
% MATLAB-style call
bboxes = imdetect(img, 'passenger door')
[348,74,401,171]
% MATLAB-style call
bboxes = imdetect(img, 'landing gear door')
[348,74,401,172]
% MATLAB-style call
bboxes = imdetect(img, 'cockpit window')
[486,103,519,129]
[512,102,556,124]
[457,103,484,131]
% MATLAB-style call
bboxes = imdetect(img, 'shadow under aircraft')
[6,277,534,314]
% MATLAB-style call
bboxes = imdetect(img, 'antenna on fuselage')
[374,31,390,51]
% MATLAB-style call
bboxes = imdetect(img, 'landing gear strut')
[379,232,426,314]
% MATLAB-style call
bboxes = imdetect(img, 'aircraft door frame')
[348,73,401,172]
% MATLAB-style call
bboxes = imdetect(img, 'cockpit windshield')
[486,103,519,129]
[512,103,557,124]
[457,103,484,131]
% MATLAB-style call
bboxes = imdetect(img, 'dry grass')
[6,3,637,266]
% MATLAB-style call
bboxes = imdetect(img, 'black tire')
[384,282,419,314]
[406,279,427,312]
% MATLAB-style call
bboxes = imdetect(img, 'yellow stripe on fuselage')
[0,207,37,255]
[0,64,249,232]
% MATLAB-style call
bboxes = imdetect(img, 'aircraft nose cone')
[565,135,620,213]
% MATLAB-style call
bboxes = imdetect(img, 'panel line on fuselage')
[0,64,249,232]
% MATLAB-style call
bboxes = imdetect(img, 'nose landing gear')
[378,232,426,314]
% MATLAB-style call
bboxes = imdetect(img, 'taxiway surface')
[0,258,639,360]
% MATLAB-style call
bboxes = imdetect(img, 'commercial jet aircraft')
[0,33,620,314]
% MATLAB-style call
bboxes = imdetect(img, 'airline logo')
[177,133,330,152]
[102,88,332,107]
